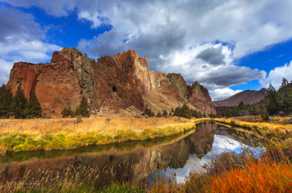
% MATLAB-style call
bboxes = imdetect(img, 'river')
[0,122,265,189]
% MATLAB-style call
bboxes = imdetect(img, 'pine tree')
[281,78,289,88]
[75,97,90,117]
[266,84,279,115]
[13,86,28,118]
[0,85,13,118]
[24,91,42,118]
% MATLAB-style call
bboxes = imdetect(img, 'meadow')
[214,118,292,148]
[0,116,291,193]
[0,116,291,154]
[0,116,208,154]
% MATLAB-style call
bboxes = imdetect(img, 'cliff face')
[6,48,216,117]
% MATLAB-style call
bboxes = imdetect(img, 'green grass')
[13,184,145,193]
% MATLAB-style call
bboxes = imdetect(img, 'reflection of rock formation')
[189,122,216,157]
[0,126,215,188]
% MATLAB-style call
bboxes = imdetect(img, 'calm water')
[0,122,265,187]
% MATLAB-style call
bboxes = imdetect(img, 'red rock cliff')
[6,48,216,117]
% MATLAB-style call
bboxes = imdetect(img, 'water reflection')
[149,134,265,184]
[0,122,264,189]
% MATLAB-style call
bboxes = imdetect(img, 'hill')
[215,89,268,107]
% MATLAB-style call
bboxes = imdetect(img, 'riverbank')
[0,116,291,154]
[215,118,292,148]
[0,117,291,193]
[0,117,208,154]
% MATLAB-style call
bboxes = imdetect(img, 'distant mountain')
[6,48,216,117]
[215,89,268,107]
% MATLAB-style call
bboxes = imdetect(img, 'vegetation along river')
[0,122,265,190]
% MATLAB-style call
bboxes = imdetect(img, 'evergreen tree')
[24,91,42,118]
[281,78,289,88]
[13,86,27,118]
[75,97,90,117]
[62,107,74,117]
[0,85,13,118]
[266,84,279,115]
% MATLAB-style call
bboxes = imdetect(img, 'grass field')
[0,116,291,154]
[215,118,292,148]
[0,116,208,154]
[0,116,291,193]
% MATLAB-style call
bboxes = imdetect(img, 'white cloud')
[158,43,265,93]
[0,6,61,85]
[0,38,60,62]
[209,87,242,101]
[2,0,292,99]
[0,58,13,85]
[0,37,61,84]
[5,1,292,58]
[261,60,292,89]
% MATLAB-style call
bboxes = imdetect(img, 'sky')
[0,0,292,101]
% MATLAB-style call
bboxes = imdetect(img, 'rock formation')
[6,48,216,117]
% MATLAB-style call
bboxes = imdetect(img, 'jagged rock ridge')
[7,48,216,117]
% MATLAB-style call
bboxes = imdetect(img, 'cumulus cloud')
[197,47,226,65]
[0,6,61,85]
[0,7,43,41]
[261,60,292,89]
[4,0,292,57]
[2,0,292,99]
[209,87,242,101]
[158,43,265,88]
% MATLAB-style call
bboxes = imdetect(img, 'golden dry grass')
[215,118,292,133]
[215,117,292,148]
[0,116,207,154]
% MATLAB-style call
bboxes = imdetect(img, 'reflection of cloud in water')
[150,135,265,184]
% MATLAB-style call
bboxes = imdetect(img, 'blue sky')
[0,0,292,100]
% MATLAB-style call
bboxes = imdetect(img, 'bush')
[173,104,202,118]
[260,113,270,121]
[210,161,292,193]
[75,97,90,117]
[62,107,74,118]
[143,108,155,117]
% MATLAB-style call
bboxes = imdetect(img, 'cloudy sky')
[0,0,292,101]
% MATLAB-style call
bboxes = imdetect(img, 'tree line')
[143,104,205,118]
[0,85,41,118]
[266,78,292,115]
[217,78,292,117]
[0,85,91,119]
[62,97,90,118]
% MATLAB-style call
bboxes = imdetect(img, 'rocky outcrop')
[6,48,216,117]
[188,82,216,115]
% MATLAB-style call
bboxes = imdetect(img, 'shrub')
[173,104,202,118]
[75,97,90,117]
[62,107,74,118]
[143,108,155,117]
[260,113,270,121]
[210,161,292,193]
